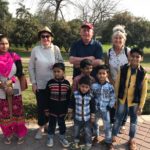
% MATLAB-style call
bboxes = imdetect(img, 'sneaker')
[112,136,117,143]
[35,130,42,140]
[92,136,100,144]
[47,138,54,147]
[85,144,92,150]
[120,125,126,134]
[59,138,70,147]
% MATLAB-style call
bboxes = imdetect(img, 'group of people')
[0,22,148,150]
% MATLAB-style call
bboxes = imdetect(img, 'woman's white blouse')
[108,47,130,81]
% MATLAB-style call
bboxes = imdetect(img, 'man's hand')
[86,56,95,61]
[44,110,50,117]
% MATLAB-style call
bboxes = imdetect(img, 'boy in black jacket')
[45,63,71,148]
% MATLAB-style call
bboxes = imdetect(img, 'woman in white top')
[29,26,63,139]
[106,25,130,132]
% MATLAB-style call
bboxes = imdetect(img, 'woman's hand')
[32,84,38,94]
[5,86,13,96]
[0,81,5,89]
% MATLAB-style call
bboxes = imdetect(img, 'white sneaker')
[35,130,42,140]
[59,138,70,147]
[47,138,54,147]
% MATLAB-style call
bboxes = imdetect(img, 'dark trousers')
[48,115,66,135]
[110,107,128,126]
[36,90,49,126]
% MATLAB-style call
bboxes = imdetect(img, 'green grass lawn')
[11,45,150,117]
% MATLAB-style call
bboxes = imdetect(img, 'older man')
[69,22,103,78]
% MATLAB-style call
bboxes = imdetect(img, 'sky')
[8,0,150,21]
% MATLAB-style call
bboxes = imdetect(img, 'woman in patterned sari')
[0,35,27,144]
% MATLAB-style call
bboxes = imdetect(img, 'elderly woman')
[0,35,27,144]
[29,26,63,139]
[106,25,130,132]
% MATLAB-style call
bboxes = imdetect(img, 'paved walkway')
[0,115,150,150]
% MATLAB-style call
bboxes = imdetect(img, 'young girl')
[0,35,27,144]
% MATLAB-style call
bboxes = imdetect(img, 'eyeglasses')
[41,35,50,39]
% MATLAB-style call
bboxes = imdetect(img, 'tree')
[11,4,40,50]
[51,19,81,52]
[16,3,32,19]
[0,0,12,35]
[35,8,55,27]
[38,0,74,21]
[101,11,150,48]
[0,0,10,19]
[76,0,119,25]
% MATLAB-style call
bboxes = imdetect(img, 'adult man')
[69,22,103,78]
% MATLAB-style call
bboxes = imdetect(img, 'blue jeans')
[112,102,138,138]
[94,111,112,143]
[74,119,92,145]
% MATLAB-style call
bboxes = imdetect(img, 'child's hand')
[90,113,95,124]
[67,109,73,120]
[67,112,73,120]
[44,110,50,117]
[90,117,95,124]
[136,107,142,116]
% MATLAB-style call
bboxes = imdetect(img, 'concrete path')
[0,115,150,150]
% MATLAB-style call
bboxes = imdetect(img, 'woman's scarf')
[0,52,21,78]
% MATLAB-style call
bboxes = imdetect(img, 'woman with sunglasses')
[29,26,63,140]
[106,25,130,134]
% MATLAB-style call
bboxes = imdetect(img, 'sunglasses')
[41,35,50,39]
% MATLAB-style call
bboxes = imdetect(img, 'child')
[68,76,95,149]
[72,59,95,92]
[91,65,116,149]
[45,63,71,148]
[112,47,148,150]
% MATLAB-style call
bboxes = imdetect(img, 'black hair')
[130,47,144,57]
[96,65,109,74]
[52,63,65,71]
[0,34,9,42]
[80,59,92,69]
[79,76,91,86]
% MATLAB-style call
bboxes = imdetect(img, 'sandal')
[112,136,117,143]
[17,137,24,144]
[128,140,137,150]
[4,137,12,145]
